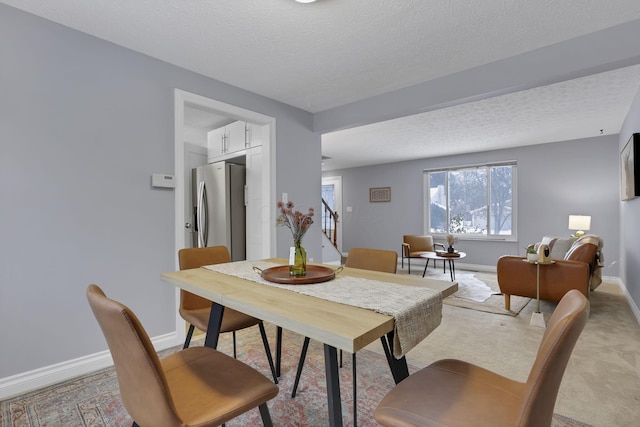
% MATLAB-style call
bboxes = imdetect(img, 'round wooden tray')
[253,265,341,285]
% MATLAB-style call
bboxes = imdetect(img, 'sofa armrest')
[497,256,590,302]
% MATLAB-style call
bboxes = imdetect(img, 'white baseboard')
[0,332,179,400]
[615,277,640,326]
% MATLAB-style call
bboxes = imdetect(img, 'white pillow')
[550,237,576,259]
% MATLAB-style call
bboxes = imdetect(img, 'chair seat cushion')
[161,347,278,426]
[375,359,524,427]
[179,307,261,334]
[408,250,435,258]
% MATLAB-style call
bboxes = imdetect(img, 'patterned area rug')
[1,327,590,426]
[418,268,531,316]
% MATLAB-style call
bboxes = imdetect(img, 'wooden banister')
[322,198,339,249]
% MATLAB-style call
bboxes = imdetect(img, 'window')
[424,162,515,238]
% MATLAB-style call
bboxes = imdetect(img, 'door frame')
[174,89,276,344]
[322,176,343,253]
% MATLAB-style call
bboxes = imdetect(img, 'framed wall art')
[370,187,391,202]
[621,133,640,201]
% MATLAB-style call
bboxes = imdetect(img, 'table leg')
[536,262,541,313]
[324,344,343,427]
[204,302,224,349]
[530,262,546,327]
[449,259,456,281]
[276,326,283,377]
[380,332,409,384]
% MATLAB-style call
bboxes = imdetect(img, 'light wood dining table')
[161,258,457,427]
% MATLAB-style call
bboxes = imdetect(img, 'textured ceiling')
[322,65,640,170]
[5,0,640,170]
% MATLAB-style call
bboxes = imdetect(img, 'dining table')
[161,258,457,427]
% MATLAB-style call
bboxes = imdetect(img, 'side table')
[525,259,555,327]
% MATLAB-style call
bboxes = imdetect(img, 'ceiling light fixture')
[295,0,317,3]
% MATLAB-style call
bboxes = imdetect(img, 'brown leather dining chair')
[375,289,590,427]
[86,284,279,427]
[178,246,278,383]
[401,235,445,274]
[291,248,398,424]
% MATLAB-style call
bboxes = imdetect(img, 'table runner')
[204,260,443,358]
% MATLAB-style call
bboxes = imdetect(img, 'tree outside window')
[425,163,514,237]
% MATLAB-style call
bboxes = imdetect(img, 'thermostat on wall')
[151,173,176,188]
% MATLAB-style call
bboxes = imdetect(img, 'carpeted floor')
[419,267,531,316]
[3,271,638,426]
[3,325,593,427]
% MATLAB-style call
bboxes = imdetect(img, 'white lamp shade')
[568,215,591,231]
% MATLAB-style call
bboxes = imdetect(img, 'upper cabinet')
[207,121,262,162]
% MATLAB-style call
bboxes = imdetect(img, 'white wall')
[0,4,320,384]
[619,85,640,312]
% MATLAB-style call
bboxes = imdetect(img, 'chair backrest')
[178,246,231,310]
[345,248,398,273]
[86,285,181,427]
[403,235,435,254]
[519,289,590,426]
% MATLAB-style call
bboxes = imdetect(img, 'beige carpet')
[414,265,531,315]
[368,271,640,426]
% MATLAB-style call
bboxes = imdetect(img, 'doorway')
[321,176,343,262]
[173,89,276,343]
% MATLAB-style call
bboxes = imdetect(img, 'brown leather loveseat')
[497,235,603,310]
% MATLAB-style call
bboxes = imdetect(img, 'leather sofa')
[497,235,602,310]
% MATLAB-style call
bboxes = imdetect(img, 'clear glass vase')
[289,240,307,277]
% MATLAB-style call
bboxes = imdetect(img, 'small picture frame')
[370,187,391,202]
[621,133,640,201]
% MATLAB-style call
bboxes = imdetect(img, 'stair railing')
[322,198,339,249]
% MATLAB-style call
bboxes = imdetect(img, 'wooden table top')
[162,258,457,353]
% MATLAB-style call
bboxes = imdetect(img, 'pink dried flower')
[276,200,314,242]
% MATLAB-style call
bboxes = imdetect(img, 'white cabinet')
[207,127,227,159]
[207,121,260,162]
[225,120,248,154]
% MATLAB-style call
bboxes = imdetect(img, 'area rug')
[1,327,590,427]
[417,267,531,316]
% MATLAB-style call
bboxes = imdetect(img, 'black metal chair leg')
[183,324,195,349]
[232,330,237,358]
[353,352,357,427]
[259,403,274,427]
[291,336,311,397]
[258,322,278,384]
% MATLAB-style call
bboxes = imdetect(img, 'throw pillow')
[550,237,576,259]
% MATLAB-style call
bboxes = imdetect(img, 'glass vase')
[289,240,307,277]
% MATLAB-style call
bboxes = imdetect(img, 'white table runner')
[204,260,443,358]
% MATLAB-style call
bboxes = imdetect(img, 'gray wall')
[619,87,640,309]
[325,135,621,278]
[0,5,320,379]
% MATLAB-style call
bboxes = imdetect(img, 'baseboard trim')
[0,332,178,400]
[616,277,640,326]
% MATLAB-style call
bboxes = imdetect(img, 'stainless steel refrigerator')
[192,161,246,261]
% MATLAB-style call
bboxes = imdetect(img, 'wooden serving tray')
[436,251,461,258]
[254,265,341,285]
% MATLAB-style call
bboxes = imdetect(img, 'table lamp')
[568,215,591,238]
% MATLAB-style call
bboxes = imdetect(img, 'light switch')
[346,206,353,212]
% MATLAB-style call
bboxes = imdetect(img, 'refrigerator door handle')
[197,181,208,247]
